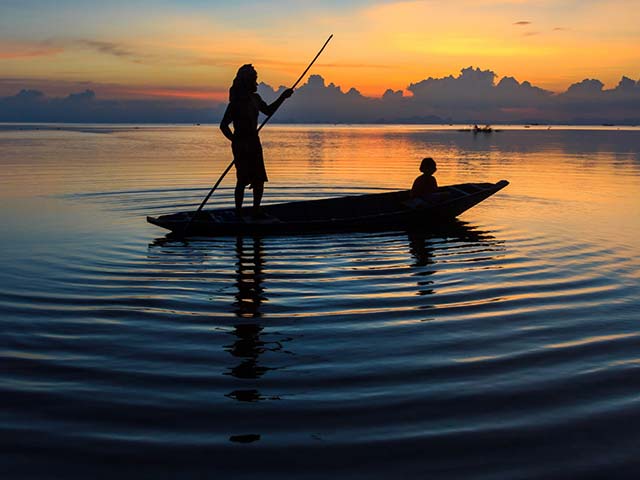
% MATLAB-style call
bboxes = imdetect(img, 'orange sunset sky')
[1,0,639,102]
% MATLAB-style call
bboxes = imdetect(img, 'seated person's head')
[420,157,437,175]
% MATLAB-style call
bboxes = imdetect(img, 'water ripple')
[3,126,640,478]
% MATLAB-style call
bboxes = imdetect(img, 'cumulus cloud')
[2,68,640,124]
[564,78,604,96]
[398,67,553,121]
[555,76,640,123]
[257,68,639,124]
[0,88,225,123]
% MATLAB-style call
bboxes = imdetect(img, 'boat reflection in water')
[147,220,503,452]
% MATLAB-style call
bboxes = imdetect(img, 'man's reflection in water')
[225,236,283,403]
[233,236,266,321]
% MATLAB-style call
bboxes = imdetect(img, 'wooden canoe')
[147,180,509,236]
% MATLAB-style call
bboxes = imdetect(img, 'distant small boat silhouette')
[458,125,496,133]
[148,180,509,236]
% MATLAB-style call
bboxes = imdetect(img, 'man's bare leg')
[252,182,264,216]
[235,182,245,217]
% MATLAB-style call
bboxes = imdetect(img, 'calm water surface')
[1,124,640,478]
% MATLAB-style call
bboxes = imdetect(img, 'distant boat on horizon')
[457,125,496,133]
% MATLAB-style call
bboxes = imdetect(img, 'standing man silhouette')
[220,64,293,218]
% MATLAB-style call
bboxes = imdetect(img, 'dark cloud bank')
[1,67,639,124]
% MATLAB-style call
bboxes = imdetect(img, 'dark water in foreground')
[1,124,640,478]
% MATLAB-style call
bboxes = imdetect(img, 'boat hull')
[147,180,509,236]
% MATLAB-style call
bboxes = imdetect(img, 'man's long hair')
[230,64,258,102]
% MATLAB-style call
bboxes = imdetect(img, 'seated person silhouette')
[406,157,444,208]
[411,157,438,198]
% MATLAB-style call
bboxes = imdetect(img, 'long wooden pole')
[182,34,333,234]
